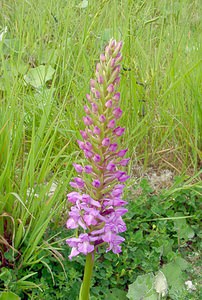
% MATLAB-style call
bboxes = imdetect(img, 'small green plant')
[24,177,201,299]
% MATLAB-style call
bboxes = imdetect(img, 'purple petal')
[67,191,81,203]
[118,174,130,182]
[68,247,80,259]
[66,217,79,229]
[78,241,94,255]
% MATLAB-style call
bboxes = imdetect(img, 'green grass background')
[1,0,201,173]
[0,0,201,298]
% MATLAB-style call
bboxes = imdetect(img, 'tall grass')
[1,0,201,170]
[0,0,201,289]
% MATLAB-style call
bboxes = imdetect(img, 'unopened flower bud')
[98,75,104,84]
[93,154,101,163]
[109,143,118,152]
[117,149,128,157]
[92,103,98,113]
[90,79,96,88]
[107,119,116,128]
[113,92,120,101]
[102,138,110,147]
[105,100,113,108]
[107,84,114,93]
[80,130,88,140]
[84,165,93,173]
[86,93,92,102]
[84,105,90,114]
[99,115,106,123]
[95,90,101,99]
[93,126,101,135]
[73,163,83,173]
[113,108,123,119]
[113,127,125,136]
[106,162,116,171]
[83,116,93,126]
[92,180,101,188]
[100,54,106,62]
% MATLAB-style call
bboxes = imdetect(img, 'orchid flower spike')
[66,39,129,260]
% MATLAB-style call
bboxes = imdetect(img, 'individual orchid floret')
[73,163,83,173]
[66,39,129,261]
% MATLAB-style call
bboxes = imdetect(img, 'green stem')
[79,252,95,300]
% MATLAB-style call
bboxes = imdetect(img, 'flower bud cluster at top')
[66,39,130,260]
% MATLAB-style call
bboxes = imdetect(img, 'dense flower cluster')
[66,39,129,260]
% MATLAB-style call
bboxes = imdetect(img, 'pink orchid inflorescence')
[66,39,130,260]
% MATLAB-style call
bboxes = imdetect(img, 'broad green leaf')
[127,273,158,300]
[24,65,55,88]
[154,271,168,297]
[174,257,190,271]
[162,258,189,299]
[0,291,20,300]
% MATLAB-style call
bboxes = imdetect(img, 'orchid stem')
[79,252,95,300]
